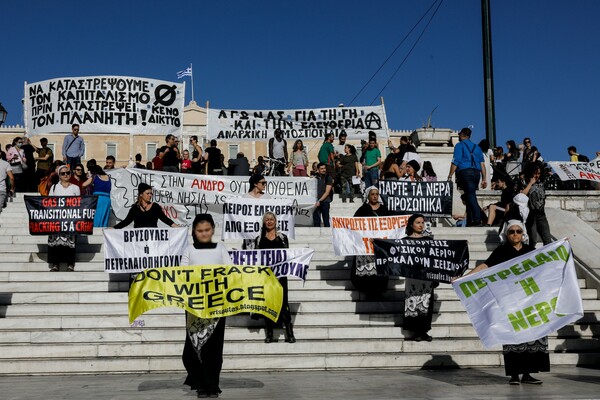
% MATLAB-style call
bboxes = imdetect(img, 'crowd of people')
[2,127,597,394]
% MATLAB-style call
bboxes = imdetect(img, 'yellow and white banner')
[128,265,283,323]
[452,239,583,348]
[330,215,410,256]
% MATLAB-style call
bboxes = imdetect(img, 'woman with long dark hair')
[403,213,436,341]
[421,161,437,182]
[181,214,233,398]
[380,153,403,181]
[244,211,295,343]
[339,144,360,202]
[83,165,112,227]
[504,140,519,162]
[113,183,177,229]
[289,139,308,177]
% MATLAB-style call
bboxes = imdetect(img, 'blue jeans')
[66,156,81,168]
[457,168,481,225]
[364,168,379,189]
[313,200,331,227]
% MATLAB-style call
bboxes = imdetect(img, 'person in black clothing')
[351,186,392,296]
[244,211,295,343]
[483,174,514,226]
[203,140,223,175]
[162,134,181,173]
[133,153,145,169]
[190,135,205,174]
[20,136,37,191]
[113,183,177,228]
[402,213,436,342]
[465,219,548,385]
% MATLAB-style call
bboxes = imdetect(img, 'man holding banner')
[455,220,583,385]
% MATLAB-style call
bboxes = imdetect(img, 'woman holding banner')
[400,160,422,182]
[181,213,233,398]
[48,164,80,272]
[113,183,177,229]
[82,165,111,227]
[467,219,548,385]
[244,211,295,343]
[403,213,436,342]
[351,186,392,295]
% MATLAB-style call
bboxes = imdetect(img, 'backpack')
[578,154,590,162]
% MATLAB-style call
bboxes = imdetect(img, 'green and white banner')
[452,239,583,349]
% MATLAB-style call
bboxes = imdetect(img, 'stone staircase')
[0,194,599,375]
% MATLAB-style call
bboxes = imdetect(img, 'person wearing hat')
[47,164,81,272]
[181,213,233,398]
[447,127,487,226]
[400,159,422,182]
[113,182,177,228]
[465,220,549,385]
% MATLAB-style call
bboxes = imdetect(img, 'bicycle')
[262,157,286,176]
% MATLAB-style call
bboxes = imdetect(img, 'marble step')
[0,351,597,375]
[1,323,596,345]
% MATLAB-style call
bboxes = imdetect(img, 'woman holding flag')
[467,219,549,385]
[181,213,233,398]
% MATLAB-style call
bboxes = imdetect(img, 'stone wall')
[476,190,600,232]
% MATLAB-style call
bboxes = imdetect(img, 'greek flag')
[177,66,192,79]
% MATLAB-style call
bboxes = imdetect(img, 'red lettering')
[190,179,225,191]
[75,221,93,232]
[65,197,81,207]
[161,205,178,219]
[42,198,57,207]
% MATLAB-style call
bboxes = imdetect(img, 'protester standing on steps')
[113,183,177,229]
[350,186,392,296]
[402,214,437,342]
[0,156,15,219]
[244,211,296,343]
[518,162,552,247]
[447,127,487,226]
[465,219,548,385]
[48,165,80,272]
[181,213,232,398]
[82,165,112,227]
[62,124,85,167]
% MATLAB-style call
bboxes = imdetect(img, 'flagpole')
[190,63,195,103]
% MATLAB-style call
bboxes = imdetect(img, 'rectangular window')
[146,143,157,161]
[228,144,239,160]
[106,143,117,158]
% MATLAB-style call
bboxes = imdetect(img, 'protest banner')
[229,248,314,281]
[24,195,97,235]
[548,160,600,183]
[374,238,469,283]
[452,239,583,349]
[128,264,283,323]
[24,76,185,135]
[330,215,410,256]
[207,105,389,141]
[222,197,295,240]
[379,181,452,217]
[103,227,188,273]
[107,168,317,226]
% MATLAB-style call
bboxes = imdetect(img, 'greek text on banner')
[128,265,283,323]
[229,248,314,281]
[331,215,410,256]
[374,238,469,283]
[107,168,317,226]
[222,197,295,240]
[25,195,97,235]
[24,76,184,135]
[378,181,453,217]
[548,161,600,183]
[103,227,189,273]
[207,105,389,141]
[452,239,583,349]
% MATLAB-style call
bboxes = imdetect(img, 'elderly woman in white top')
[48,164,81,272]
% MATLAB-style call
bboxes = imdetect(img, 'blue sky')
[1,0,598,161]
